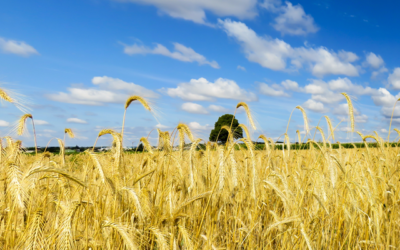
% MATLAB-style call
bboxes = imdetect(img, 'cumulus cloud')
[371,88,398,107]
[164,77,257,102]
[181,102,209,114]
[303,99,326,113]
[388,68,400,89]
[116,0,257,24]
[208,105,230,112]
[219,19,359,77]
[67,118,87,124]
[0,120,10,127]
[188,121,212,130]
[47,76,159,105]
[123,42,219,68]
[363,52,387,78]
[0,37,39,57]
[364,52,384,69]
[34,120,49,125]
[262,0,319,35]
[259,83,289,97]
[281,79,300,91]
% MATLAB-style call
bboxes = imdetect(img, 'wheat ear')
[102,220,138,250]
[324,116,335,142]
[121,187,143,219]
[139,137,153,154]
[149,227,168,250]
[86,150,105,183]
[296,106,309,135]
[236,102,256,130]
[341,92,354,132]
[121,95,152,144]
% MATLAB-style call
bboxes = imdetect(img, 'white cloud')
[259,83,289,97]
[155,123,169,129]
[388,68,400,89]
[123,42,219,68]
[237,65,246,71]
[47,76,159,105]
[181,102,209,114]
[34,120,49,125]
[219,19,359,77]
[117,0,257,24]
[164,77,257,102]
[208,104,230,113]
[67,118,87,124]
[381,128,388,133]
[327,77,375,95]
[364,52,384,69]
[188,121,212,130]
[303,99,326,113]
[371,67,388,79]
[0,37,39,57]
[262,1,319,35]
[371,88,398,107]
[281,79,300,91]
[0,120,10,127]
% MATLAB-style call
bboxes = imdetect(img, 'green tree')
[136,143,144,152]
[209,114,243,143]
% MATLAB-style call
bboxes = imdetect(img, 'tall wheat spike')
[64,128,75,138]
[236,102,256,130]
[86,150,106,183]
[177,123,194,142]
[296,130,301,144]
[121,95,152,144]
[239,124,252,141]
[7,163,25,210]
[324,116,335,142]
[121,187,143,219]
[16,113,38,154]
[139,137,153,154]
[315,126,326,147]
[284,133,290,156]
[296,106,309,135]
[0,87,29,112]
[258,134,270,155]
[341,93,354,132]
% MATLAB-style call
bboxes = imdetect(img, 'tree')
[209,114,243,143]
[136,143,144,152]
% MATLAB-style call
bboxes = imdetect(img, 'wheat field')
[0,92,399,249]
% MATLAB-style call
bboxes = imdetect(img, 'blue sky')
[1,0,400,147]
